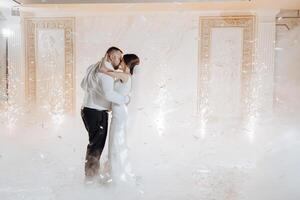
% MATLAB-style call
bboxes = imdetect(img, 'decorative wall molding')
[255,19,276,118]
[24,17,75,113]
[198,15,256,118]
[276,18,300,31]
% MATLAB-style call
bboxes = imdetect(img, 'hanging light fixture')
[2,28,12,101]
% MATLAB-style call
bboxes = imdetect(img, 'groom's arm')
[100,74,130,105]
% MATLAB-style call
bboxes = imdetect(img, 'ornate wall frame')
[24,17,75,113]
[198,15,256,117]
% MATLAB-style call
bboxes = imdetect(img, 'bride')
[98,53,140,185]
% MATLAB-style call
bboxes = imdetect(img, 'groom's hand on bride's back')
[125,95,131,105]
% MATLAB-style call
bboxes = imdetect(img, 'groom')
[80,46,130,179]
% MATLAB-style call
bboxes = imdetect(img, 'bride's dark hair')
[123,54,140,75]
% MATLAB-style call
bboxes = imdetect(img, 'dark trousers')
[81,107,108,177]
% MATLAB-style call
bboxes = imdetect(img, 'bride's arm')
[98,56,130,82]
[98,56,113,73]
[104,71,130,83]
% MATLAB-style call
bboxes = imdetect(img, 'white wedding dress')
[104,76,136,185]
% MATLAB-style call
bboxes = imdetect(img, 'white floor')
[0,100,299,200]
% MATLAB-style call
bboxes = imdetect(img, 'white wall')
[75,12,199,127]
[275,21,300,116]
[14,8,277,134]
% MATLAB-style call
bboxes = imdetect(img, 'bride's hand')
[116,72,130,83]
[125,95,131,105]
[99,54,114,73]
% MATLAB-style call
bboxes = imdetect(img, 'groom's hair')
[106,46,123,55]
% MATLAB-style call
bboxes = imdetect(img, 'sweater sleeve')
[99,74,127,105]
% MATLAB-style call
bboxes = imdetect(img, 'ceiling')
[14,0,250,4]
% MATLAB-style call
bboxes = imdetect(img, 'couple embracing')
[81,46,140,185]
